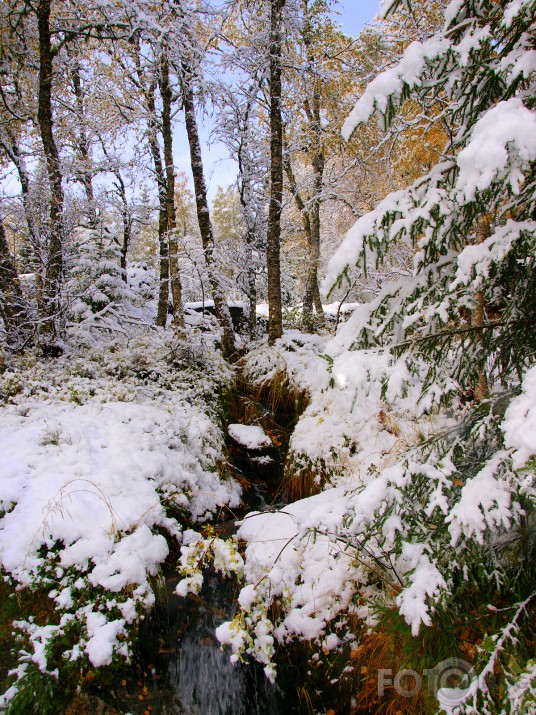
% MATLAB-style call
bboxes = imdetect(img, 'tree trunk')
[236,99,258,339]
[306,146,325,329]
[472,214,489,402]
[0,134,44,304]
[37,0,64,338]
[181,63,235,357]
[0,219,31,348]
[1,135,40,258]
[266,0,285,344]
[284,152,325,331]
[143,75,169,327]
[241,225,257,339]
[284,156,315,328]
[114,171,131,281]
[301,0,325,330]
[160,51,185,332]
[157,232,170,326]
[312,278,324,319]
[71,56,97,228]
[233,91,258,340]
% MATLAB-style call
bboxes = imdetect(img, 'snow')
[255,303,270,318]
[0,278,242,682]
[503,0,534,28]
[185,299,245,310]
[342,38,449,139]
[198,336,463,665]
[0,398,239,586]
[218,488,366,647]
[85,612,127,667]
[395,544,447,636]
[446,451,517,545]
[228,423,272,450]
[238,584,258,609]
[1,0,534,707]
[502,366,536,469]
[450,220,536,290]
[322,301,359,317]
[320,183,418,296]
[437,685,473,711]
[455,99,536,200]
[196,313,534,679]
[443,0,466,25]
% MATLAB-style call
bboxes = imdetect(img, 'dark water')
[167,392,297,714]
[116,566,295,714]
[166,419,294,715]
[168,573,290,715]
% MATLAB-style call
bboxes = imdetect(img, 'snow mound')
[228,423,272,450]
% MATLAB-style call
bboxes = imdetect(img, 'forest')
[0,0,535,713]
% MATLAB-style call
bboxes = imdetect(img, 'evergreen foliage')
[325,0,536,407]
[69,225,130,321]
[175,3,536,714]
[320,0,536,711]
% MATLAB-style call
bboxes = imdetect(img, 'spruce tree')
[325,0,536,402]
[322,1,536,711]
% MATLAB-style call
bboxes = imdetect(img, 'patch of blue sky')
[332,0,382,36]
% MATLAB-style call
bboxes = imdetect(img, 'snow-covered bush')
[127,261,159,302]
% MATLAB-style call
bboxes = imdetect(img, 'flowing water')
[114,385,301,714]
[168,571,288,715]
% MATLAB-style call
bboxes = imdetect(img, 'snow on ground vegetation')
[228,423,272,450]
[178,327,536,711]
[0,265,241,708]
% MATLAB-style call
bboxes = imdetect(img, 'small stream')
[168,572,287,715]
[113,382,301,714]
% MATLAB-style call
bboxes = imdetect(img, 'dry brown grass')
[282,457,329,501]
[349,628,428,715]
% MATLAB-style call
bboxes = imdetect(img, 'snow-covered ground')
[2,263,534,711]
[0,268,241,706]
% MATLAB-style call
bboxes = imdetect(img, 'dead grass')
[282,459,326,501]
[349,628,428,715]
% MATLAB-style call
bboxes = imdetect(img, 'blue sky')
[333,0,382,36]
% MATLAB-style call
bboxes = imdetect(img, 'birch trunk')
[160,51,185,332]
[143,74,169,327]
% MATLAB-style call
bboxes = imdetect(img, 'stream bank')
[95,372,305,715]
